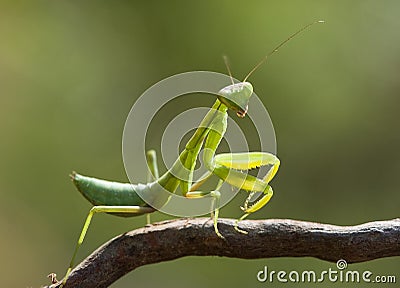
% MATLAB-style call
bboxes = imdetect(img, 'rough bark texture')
[45,218,400,288]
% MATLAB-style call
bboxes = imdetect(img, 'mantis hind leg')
[146,149,159,182]
[62,205,154,285]
[146,150,159,224]
[186,179,225,239]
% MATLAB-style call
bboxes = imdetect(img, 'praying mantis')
[60,20,324,285]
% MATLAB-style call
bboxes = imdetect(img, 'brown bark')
[45,218,400,288]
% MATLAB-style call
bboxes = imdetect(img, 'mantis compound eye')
[236,105,248,118]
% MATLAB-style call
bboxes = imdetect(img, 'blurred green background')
[1,1,399,287]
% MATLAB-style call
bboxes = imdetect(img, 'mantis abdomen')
[71,172,153,217]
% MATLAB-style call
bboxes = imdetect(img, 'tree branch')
[46,218,400,288]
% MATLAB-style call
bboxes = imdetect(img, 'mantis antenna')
[243,20,325,82]
[223,55,235,85]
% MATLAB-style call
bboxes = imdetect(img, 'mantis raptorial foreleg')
[185,117,280,237]
[213,152,279,234]
[195,116,280,234]
[235,184,274,234]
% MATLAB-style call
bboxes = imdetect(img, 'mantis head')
[217,82,253,118]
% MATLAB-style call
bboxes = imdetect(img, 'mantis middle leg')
[186,179,224,238]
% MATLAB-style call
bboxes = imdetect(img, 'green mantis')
[61,20,324,285]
